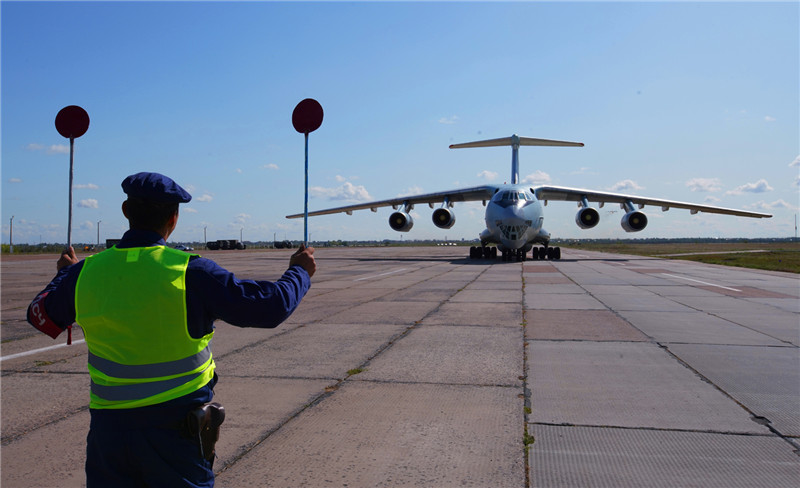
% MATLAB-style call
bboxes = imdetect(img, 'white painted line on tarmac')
[0,339,86,362]
[354,268,408,281]
[661,273,742,292]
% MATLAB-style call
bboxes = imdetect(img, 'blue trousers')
[86,423,214,488]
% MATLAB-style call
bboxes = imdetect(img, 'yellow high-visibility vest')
[75,246,215,409]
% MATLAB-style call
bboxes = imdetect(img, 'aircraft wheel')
[554,247,562,260]
[538,247,547,260]
[530,247,539,260]
[545,247,554,260]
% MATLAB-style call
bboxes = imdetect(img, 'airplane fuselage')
[481,184,549,253]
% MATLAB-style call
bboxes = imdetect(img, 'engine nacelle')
[432,208,456,229]
[389,211,414,232]
[621,210,648,232]
[575,207,600,229]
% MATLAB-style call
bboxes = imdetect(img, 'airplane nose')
[497,206,532,243]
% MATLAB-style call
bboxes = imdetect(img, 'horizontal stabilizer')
[450,135,583,149]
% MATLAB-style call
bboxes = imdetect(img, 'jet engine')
[389,211,414,232]
[621,210,648,232]
[575,207,600,229]
[432,208,456,229]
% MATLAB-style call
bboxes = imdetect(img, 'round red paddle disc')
[292,99,323,134]
[55,105,90,139]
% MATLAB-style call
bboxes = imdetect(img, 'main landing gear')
[530,246,561,260]
[469,245,498,259]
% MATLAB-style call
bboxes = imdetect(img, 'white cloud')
[570,167,594,175]
[764,116,776,122]
[25,143,69,154]
[78,199,98,208]
[8,178,22,183]
[704,196,721,203]
[335,175,347,183]
[747,199,798,211]
[47,144,69,154]
[310,181,372,202]
[521,170,551,185]
[263,163,279,170]
[232,213,250,225]
[235,168,242,174]
[399,185,424,196]
[438,115,459,125]
[768,199,798,210]
[686,177,722,193]
[182,207,198,213]
[609,179,644,192]
[74,183,99,189]
[726,179,773,195]
[789,156,800,168]
[79,220,94,230]
[196,194,213,202]
[477,170,498,181]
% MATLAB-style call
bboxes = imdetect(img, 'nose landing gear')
[469,245,561,261]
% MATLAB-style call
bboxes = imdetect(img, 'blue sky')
[2,1,798,245]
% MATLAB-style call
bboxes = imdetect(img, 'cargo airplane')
[287,135,772,261]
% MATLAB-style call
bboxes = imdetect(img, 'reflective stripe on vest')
[88,345,212,379]
[76,245,215,409]
[91,370,206,401]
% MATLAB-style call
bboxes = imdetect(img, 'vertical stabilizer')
[510,134,520,184]
[450,135,583,185]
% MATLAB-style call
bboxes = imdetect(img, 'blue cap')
[121,172,192,203]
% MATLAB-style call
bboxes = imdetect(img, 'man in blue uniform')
[27,172,316,488]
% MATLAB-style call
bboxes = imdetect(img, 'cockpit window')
[499,191,530,202]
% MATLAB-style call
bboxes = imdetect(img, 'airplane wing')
[533,185,772,218]
[286,185,498,218]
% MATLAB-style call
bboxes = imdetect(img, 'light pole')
[9,215,14,254]
[97,220,101,247]
[204,226,207,244]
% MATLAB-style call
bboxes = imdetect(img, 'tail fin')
[449,134,583,184]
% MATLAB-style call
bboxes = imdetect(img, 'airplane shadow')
[333,256,631,265]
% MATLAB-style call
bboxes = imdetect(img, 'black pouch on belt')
[186,402,225,461]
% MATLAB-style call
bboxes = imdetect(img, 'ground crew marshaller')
[27,172,316,487]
